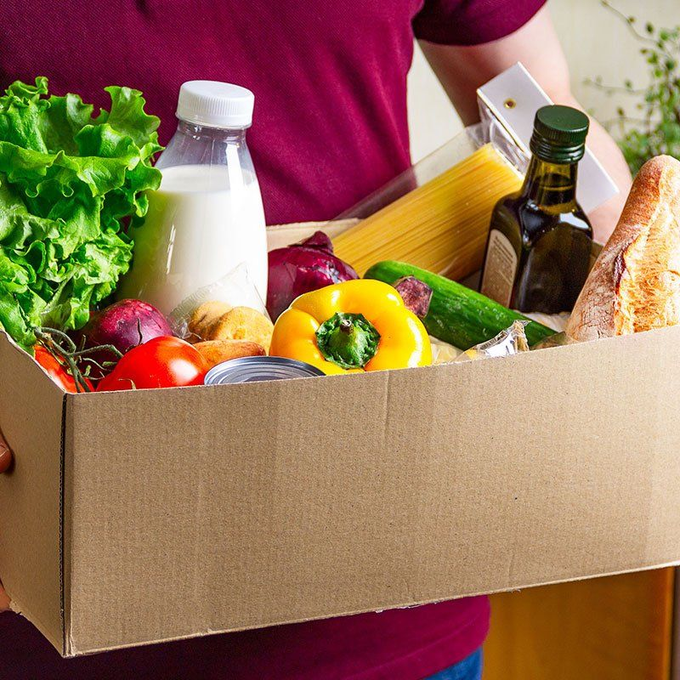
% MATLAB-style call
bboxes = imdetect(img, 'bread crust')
[194,339,266,368]
[188,301,232,340]
[566,155,680,341]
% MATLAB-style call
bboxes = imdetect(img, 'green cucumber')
[364,260,556,349]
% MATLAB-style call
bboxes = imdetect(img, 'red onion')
[266,231,358,320]
[79,299,173,375]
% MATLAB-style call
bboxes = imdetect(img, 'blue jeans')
[425,649,483,680]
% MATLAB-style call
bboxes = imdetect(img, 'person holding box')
[0,1,629,678]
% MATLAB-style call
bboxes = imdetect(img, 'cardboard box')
[3,226,680,658]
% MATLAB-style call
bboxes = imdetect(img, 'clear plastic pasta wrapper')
[522,311,569,333]
[169,262,270,342]
[334,115,525,222]
[326,112,527,279]
[455,321,530,362]
[521,311,574,350]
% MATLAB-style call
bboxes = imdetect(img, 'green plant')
[586,1,680,174]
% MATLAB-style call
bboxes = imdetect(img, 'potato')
[194,339,266,369]
[209,306,274,351]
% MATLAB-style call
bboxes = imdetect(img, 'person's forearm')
[420,5,632,242]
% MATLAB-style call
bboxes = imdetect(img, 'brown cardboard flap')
[61,324,680,654]
[0,334,64,651]
[266,220,357,251]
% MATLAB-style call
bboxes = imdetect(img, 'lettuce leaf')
[0,77,162,349]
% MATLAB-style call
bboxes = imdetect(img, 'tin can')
[204,356,325,384]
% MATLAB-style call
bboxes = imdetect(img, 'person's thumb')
[0,431,12,474]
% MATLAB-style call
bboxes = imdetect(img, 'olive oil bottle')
[480,105,593,314]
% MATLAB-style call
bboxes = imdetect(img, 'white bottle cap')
[176,81,255,129]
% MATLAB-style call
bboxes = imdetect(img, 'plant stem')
[34,327,124,392]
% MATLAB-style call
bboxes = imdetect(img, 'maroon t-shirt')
[0,1,543,678]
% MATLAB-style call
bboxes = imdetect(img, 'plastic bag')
[431,337,462,365]
[169,263,270,341]
[455,321,529,362]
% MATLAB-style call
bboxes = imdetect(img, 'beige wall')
[407,0,680,162]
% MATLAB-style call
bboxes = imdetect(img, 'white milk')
[119,164,267,315]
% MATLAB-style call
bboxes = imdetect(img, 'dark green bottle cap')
[530,105,590,163]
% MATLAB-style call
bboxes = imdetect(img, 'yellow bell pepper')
[269,279,432,375]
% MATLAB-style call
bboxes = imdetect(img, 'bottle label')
[480,230,518,307]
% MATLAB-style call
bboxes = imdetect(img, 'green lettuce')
[0,77,162,348]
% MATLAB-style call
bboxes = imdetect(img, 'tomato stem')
[35,327,124,393]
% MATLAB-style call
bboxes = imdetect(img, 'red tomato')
[34,346,93,393]
[96,336,207,392]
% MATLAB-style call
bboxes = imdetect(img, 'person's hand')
[0,430,12,475]
[589,196,625,245]
[0,430,13,613]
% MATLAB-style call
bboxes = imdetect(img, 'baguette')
[565,155,680,341]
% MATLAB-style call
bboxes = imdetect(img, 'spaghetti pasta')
[333,144,523,279]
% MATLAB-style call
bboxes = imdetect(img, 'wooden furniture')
[483,569,675,680]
